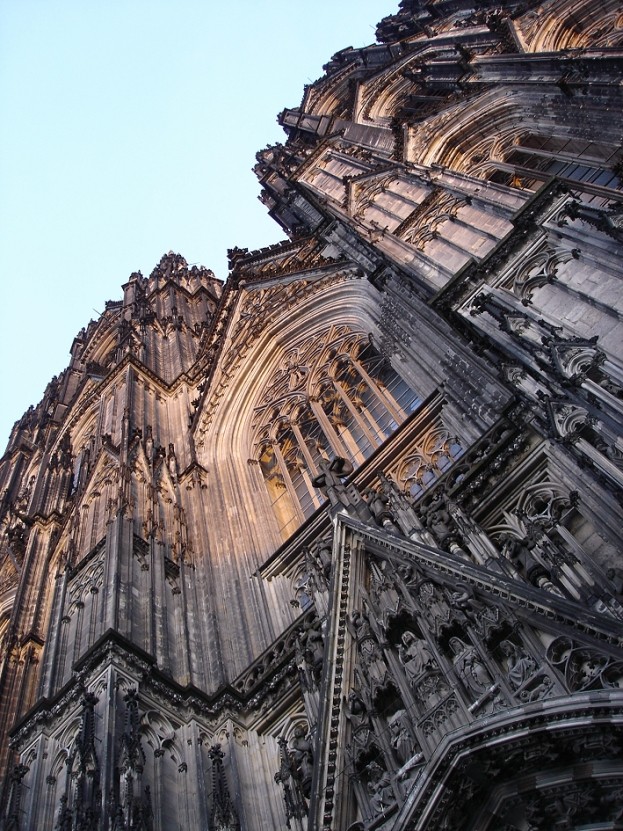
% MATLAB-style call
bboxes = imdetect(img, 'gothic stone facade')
[1,1,623,829]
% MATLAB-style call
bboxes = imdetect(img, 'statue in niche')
[501,531,541,575]
[303,546,327,594]
[369,560,401,619]
[167,443,178,480]
[397,563,418,587]
[365,762,395,818]
[606,568,623,600]
[289,726,313,798]
[377,471,423,538]
[388,711,421,768]
[56,796,73,831]
[416,581,453,635]
[449,637,492,698]
[398,631,434,686]
[364,487,396,531]
[346,689,369,732]
[423,499,460,549]
[144,425,154,461]
[351,611,388,690]
[296,620,324,687]
[500,640,537,690]
[346,688,374,769]
[448,585,500,640]
[426,505,452,539]
[501,532,564,596]
[130,426,142,444]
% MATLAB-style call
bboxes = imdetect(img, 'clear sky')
[0,0,398,449]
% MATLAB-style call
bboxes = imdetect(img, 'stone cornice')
[398,690,623,830]
[9,626,303,750]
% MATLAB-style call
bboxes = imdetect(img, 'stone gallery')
[0,0,622,828]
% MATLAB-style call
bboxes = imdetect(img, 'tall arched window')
[253,325,420,537]
[481,133,622,199]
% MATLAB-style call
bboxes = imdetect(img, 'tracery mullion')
[363,201,403,224]
[349,356,405,424]
[355,384,399,443]
[72,601,84,666]
[308,398,350,459]
[326,382,369,463]
[55,618,70,688]
[270,440,305,524]
[331,379,379,452]
[289,420,320,477]
[90,496,100,551]
[446,214,500,243]
[490,160,621,197]
[299,465,322,512]
[289,422,323,510]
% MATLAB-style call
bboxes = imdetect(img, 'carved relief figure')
[500,640,537,690]
[296,619,324,687]
[365,761,395,817]
[398,631,434,686]
[351,611,388,690]
[449,637,492,697]
[289,726,314,798]
[388,711,421,768]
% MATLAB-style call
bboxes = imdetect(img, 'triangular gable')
[307,512,623,831]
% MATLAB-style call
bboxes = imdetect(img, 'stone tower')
[1,1,622,829]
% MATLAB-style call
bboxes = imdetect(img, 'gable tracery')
[394,427,463,499]
[499,239,576,306]
[475,453,620,605]
[302,58,362,118]
[394,188,470,249]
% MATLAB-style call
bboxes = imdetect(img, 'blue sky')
[0,0,397,448]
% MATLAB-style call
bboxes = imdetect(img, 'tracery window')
[486,134,622,199]
[253,325,420,537]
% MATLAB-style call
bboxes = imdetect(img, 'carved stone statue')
[351,611,388,689]
[365,762,394,817]
[364,487,395,529]
[296,620,324,687]
[449,637,492,697]
[388,711,420,767]
[606,567,623,599]
[346,689,369,732]
[167,443,178,480]
[398,631,434,686]
[500,640,537,690]
[289,726,313,797]
[416,581,453,634]
[423,500,460,549]
[369,560,400,619]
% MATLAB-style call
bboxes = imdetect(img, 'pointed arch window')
[484,134,622,198]
[253,325,420,537]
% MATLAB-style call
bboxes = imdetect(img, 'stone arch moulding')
[399,693,623,830]
[195,273,386,463]
[406,87,622,188]
[524,0,623,52]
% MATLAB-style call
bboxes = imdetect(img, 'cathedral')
[1,0,623,828]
